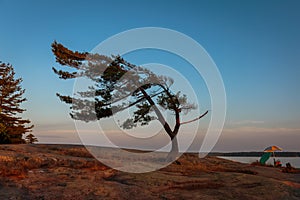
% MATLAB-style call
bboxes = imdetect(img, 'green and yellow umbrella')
[260,146,283,165]
[261,146,282,165]
[264,146,283,152]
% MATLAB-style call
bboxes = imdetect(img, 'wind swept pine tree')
[52,41,208,160]
[0,62,33,144]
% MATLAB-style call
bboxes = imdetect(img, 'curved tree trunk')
[139,87,180,162]
[166,135,179,162]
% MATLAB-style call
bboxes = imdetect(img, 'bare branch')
[180,110,209,125]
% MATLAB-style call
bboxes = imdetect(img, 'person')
[275,159,282,167]
[282,162,295,173]
[286,162,292,170]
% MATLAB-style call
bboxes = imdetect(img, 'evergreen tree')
[52,41,208,160]
[0,62,33,144]
[25,133,38,144]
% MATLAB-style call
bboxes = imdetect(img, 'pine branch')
[180,110,209,125]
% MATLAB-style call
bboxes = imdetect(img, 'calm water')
[219,156,300,168]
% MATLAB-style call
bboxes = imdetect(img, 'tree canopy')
[0,62,33,144]
[52,41,208,158]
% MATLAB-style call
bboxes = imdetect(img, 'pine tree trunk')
[166,135,179,162]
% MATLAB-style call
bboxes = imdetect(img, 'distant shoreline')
[208,152,300,157]
[22,143,300,157]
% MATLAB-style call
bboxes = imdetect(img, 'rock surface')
[0,144,299,200]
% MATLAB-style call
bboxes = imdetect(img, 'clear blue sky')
[0,0,299,151]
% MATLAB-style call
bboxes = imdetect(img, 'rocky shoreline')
[0,144,299,200]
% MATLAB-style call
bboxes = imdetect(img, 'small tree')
[0,62,33,144]
[52,41,208,160]
[25,133,38,144]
